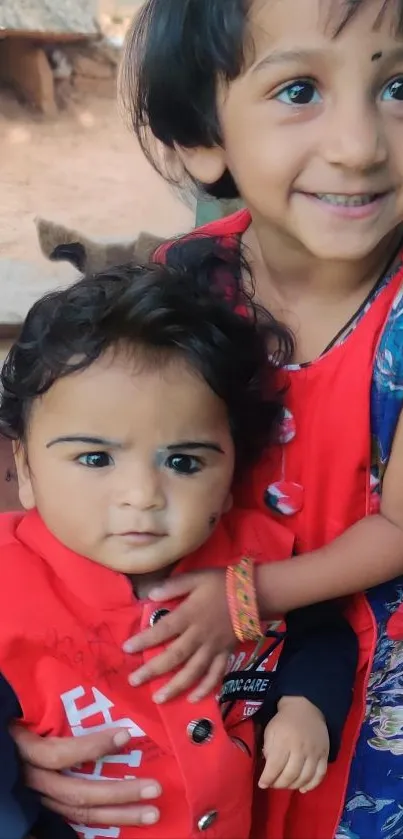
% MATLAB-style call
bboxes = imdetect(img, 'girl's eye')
[77,452,113,468]
[165,454,203,475]
[382,76,403,102]
[275,80,321,106]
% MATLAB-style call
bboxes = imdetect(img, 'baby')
[0,244,357,839]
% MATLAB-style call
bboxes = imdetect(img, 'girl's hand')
[11,724,162,827]
[123,569,236,703]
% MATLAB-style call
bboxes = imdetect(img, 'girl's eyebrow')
[46,435,123,448]
[250,48,325,75]
[250,44,403,76]
[372,45,403,69]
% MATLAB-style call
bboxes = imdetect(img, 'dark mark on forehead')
[371,51,383,61]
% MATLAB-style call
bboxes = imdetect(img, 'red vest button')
[198,811,218,831]
[264,481,304,516]
[187,718,214,744]
[149,608,170,627]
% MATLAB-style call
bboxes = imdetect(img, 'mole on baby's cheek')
[371,52,382,62]
[209,514,219,529]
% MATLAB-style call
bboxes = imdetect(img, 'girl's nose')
[323,100,388,172]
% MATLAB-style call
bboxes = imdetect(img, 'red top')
[156,209,403,839]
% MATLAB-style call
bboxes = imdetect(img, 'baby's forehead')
[28,351,230,444]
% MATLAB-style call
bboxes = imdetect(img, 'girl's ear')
[175,143,227,187]
[13,442,35,510]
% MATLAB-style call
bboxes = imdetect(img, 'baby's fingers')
[299,756,328,794]
[258,748,290,789]
[267,752,307,790]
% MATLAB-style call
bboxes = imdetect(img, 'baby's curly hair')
[0,240,292,472]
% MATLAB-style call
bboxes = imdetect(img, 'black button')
[198,811,218,831]
[187,718,214,744]
[149,608,170,627]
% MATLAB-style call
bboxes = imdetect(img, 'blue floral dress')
[335,278,403,838]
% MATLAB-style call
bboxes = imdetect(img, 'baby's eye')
[381,76,403,102]
[275,80,321,106]
[77,452,113,468]
[165,454,203,475]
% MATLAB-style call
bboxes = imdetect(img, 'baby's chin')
[93,545,179,580]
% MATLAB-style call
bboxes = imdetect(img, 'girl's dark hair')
[0,240,292,471]
[120,0,403,199]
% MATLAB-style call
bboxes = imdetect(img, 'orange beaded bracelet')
[226,556,263,643]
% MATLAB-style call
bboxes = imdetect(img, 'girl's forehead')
[248,0,403,42]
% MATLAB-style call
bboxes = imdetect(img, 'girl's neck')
[243,220,400,308]
[242,220,402,364]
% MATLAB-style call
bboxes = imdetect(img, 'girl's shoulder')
[153,209,251,264]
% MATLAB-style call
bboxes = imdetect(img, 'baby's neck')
[129,564,177,601]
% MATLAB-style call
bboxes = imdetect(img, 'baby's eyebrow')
[46,435,123,448]
[46,437,225,454]
[165,441,225,454]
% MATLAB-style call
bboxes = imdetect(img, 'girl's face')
[187,0,403,262]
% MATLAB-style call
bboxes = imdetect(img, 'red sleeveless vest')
[156,210,403,839]
[0,507,291,839]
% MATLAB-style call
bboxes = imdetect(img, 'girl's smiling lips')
[296,190,393,219]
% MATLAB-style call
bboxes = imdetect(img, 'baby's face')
[14,350,235,576]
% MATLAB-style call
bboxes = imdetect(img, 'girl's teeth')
[315,193,377,206]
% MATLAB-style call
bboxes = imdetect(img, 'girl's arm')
[256,513,403,615]
[124,415,403,702]
[257,410,403,613]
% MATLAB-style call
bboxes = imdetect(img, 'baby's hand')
[259,696,329,794]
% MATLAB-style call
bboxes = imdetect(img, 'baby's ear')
[12,442,35,511]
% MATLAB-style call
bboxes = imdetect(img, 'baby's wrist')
[277,694,326,721]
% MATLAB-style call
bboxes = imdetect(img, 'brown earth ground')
[0,0,193,332]
[0,90,193,267]
[1,0,192,262]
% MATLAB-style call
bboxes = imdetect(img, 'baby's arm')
[258,602,358,792]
